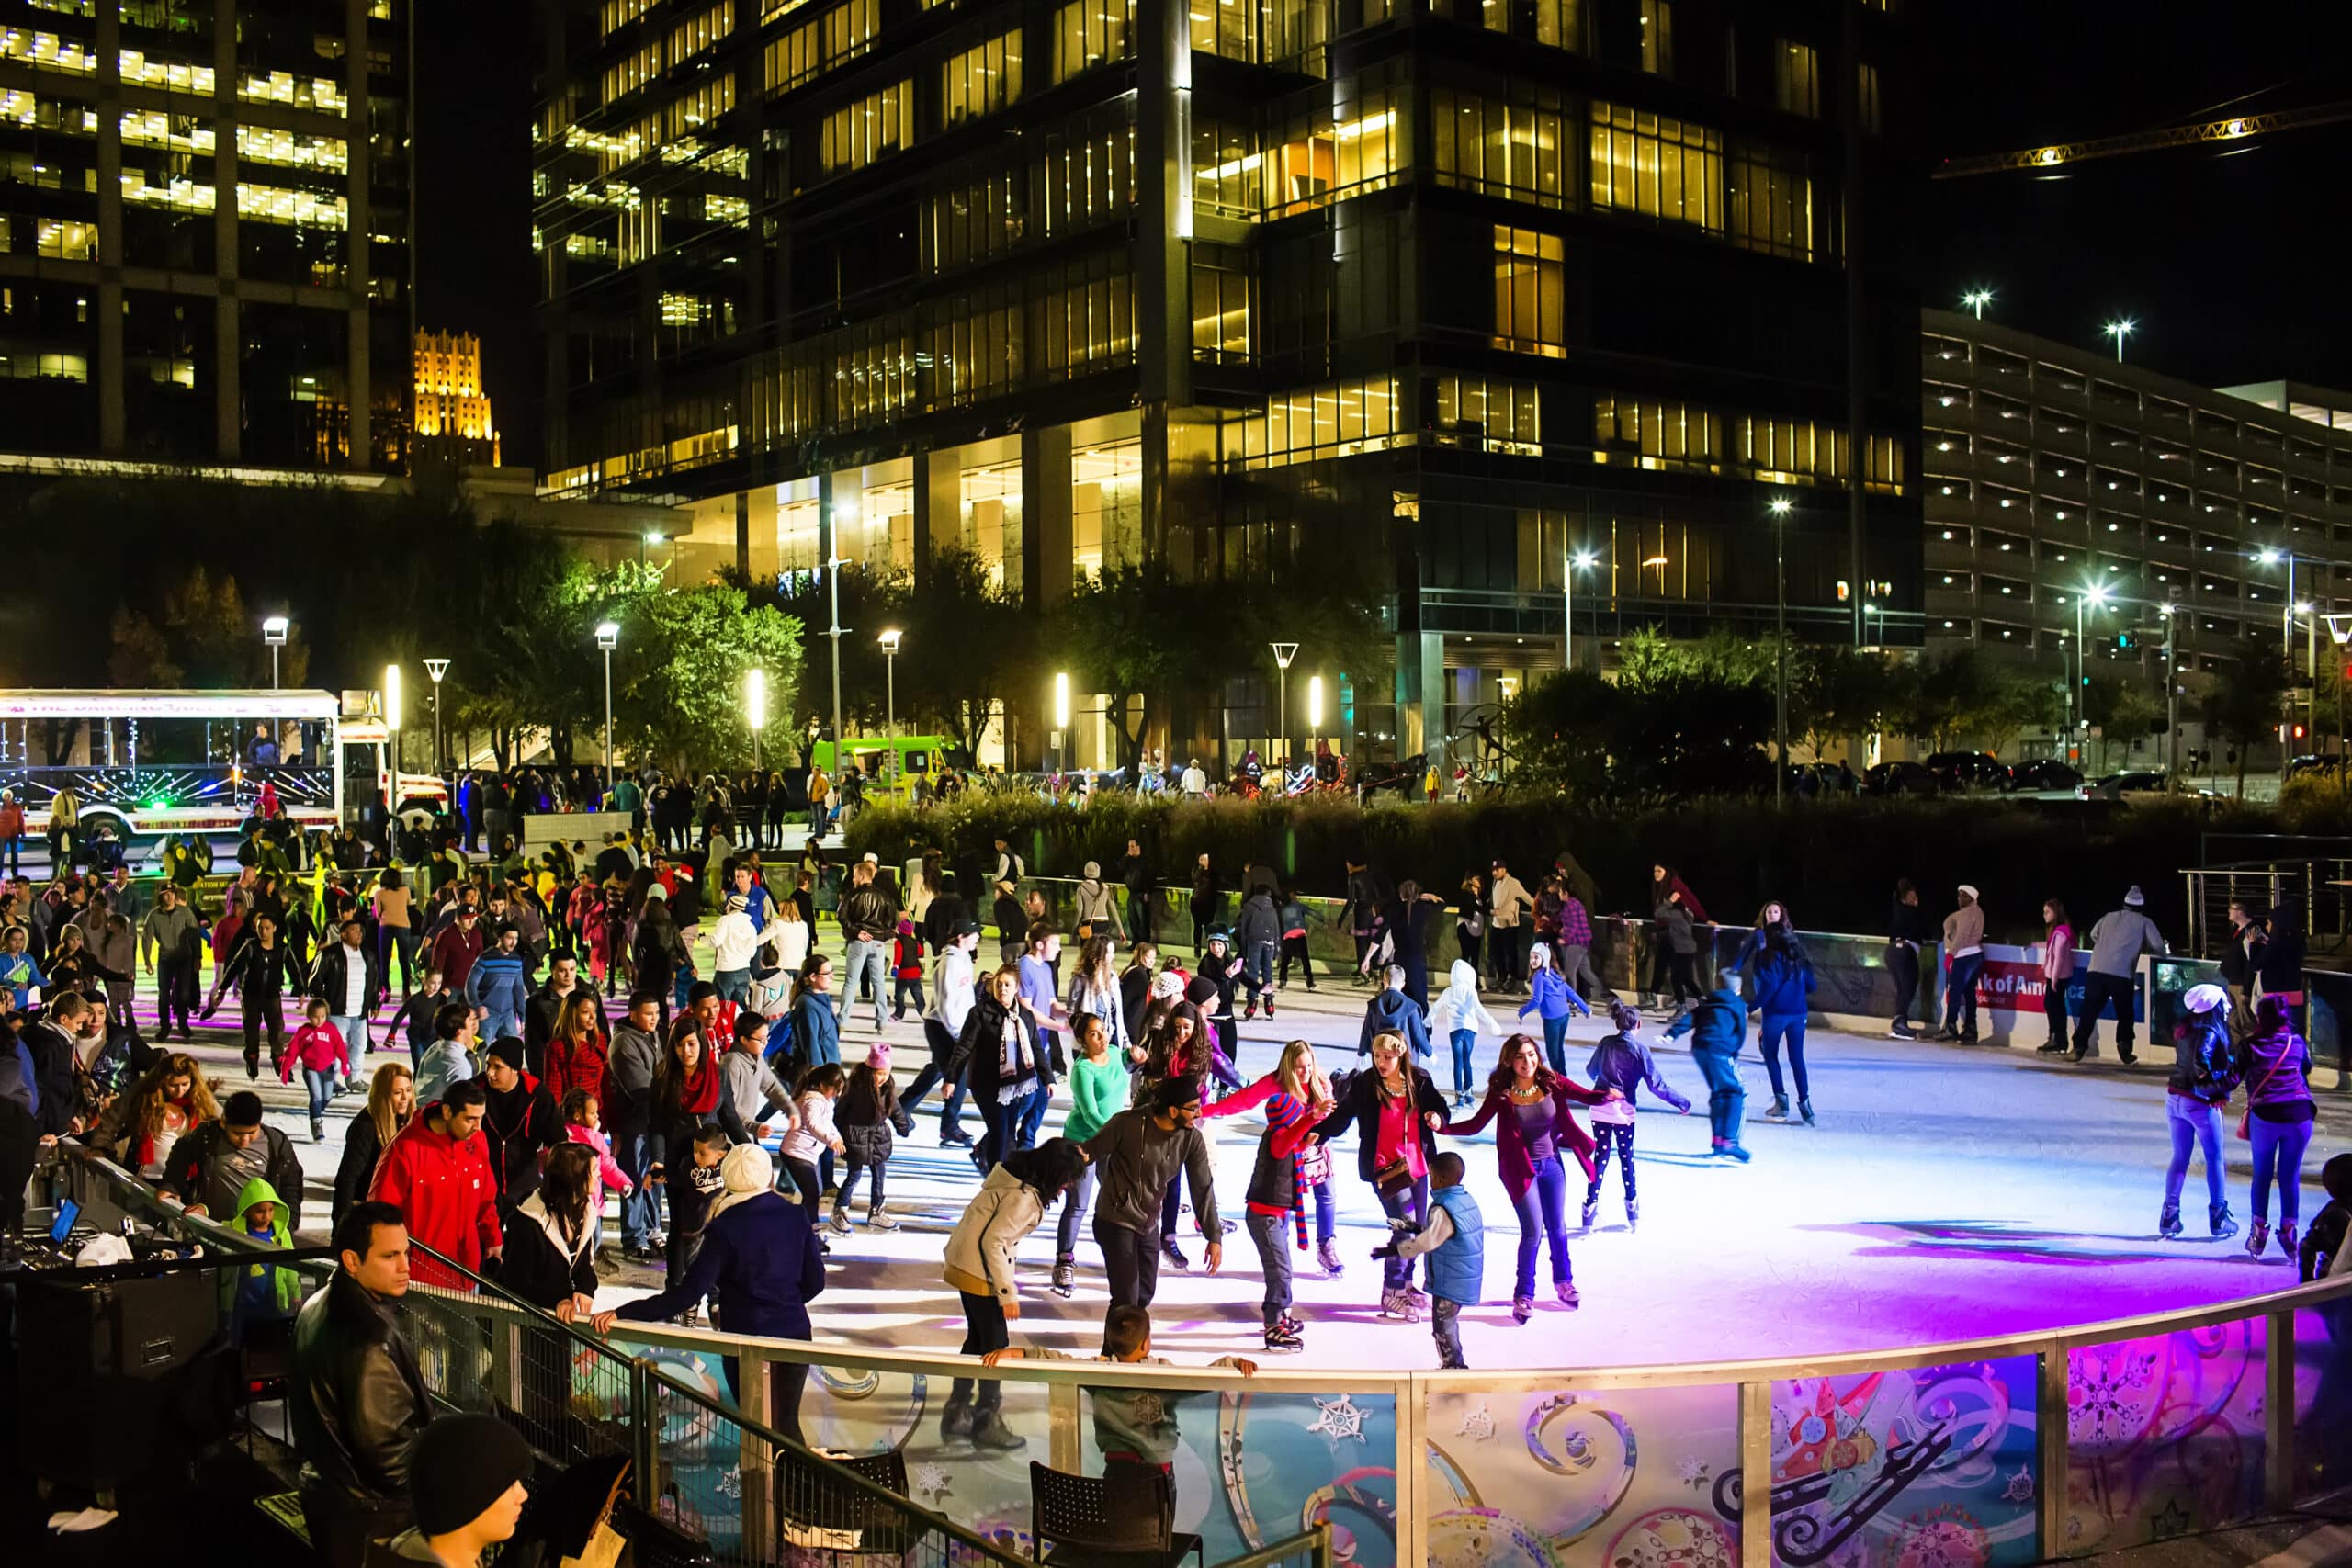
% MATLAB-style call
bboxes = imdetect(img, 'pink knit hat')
[866,1043,892,1072]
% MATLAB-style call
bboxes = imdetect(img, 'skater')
[1887,878,1932,1038]
[1938,886,1985,1043]
[1073,860,1125,945]
[1052,1011,1129,1296]
[830,1044,910,1235]
[1379,1150,1487,1367]
[2159,984,2242,1240]
[1358,964,1432,1061]
[1065,932,1132,1066]
[1081,1076,1223,1309]
[1196,930,1246,1069]
[1516,942,1591,1075]
[1743,905,1816,1125]
[1645,864,1709,1007]
[1120,839,1157,946]
[1204,1039,1344,1280]
[1236,882,1280,1019]
[1454,873,1486,971]
[2301,1155,2352,1280]
[909,920,979,1146]
[1429,958,1502,1107]
[1231,1043,1322,1353]
[1190,852,1220,955]
[281,996,356,1143]
[1584,1001,1692,1226]
[2240,992,2313,1262]
[1312,1029,1447,1320]
[1487,860,1533,992]
[1651,891,1702,1013]
[2032,899,2076,1055]
[963,964,1051,1169]
[1553,882,1607,1005]
[1667,976,1751,1162]
[1275,886,1317,992]
[1442,1031,1613,1321]
[2074,886,2167,1064]
[1342,861,1385,980]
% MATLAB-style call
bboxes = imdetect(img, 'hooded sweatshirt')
[1517,959,1589,1022]
[1428,960,1501,1038]
[1666,987,1749,1055]
[1358,985,1432,1057]
[368,1107,503,1287]
[228,1176,306,1326]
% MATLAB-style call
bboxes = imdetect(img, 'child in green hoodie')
[226,1176,307,1344]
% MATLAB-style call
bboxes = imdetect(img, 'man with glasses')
[1079,1077,1223,1309]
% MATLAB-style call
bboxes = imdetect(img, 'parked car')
[2077,770,2171,800]
[2282,754,2346,783]
[2005,760,2084,793]
[1863,761,1939,796]
[1924,750,2011,793]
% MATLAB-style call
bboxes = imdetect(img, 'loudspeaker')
[15,1266,223,1490]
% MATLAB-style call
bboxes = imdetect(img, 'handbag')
[1374,1156,1415,1196]
[2235,1044,2294,1140]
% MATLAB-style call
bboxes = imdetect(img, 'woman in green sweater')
[1052,1011,1131,1297]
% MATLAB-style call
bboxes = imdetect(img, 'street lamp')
[1051,670,1071,773]
[1770,496,1792,807]
[1307,674,1325,745]
[1962,288,1994,320]
[424,658,449,777]
[1563,550,1597,673]
[640,530,666,569]
[2157,604,2180,777]
[878,628,901,783]
[826,505,852,778]
[594,620,619,792]
[383,663,402,789]
[2072,582,2111,755]
[2258,548,2313,758]
[1269,642,1298,766]
[745,666,767,769]
[262,615,288,689]
[2102,318,2136,362]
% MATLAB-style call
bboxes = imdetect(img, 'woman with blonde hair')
[334,1061,415,1220]
[1207,1038,1346,1292]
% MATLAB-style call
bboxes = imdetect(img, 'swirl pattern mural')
[2063,1322,2265,1553]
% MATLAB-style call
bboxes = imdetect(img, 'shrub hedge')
[844,790,2294,942]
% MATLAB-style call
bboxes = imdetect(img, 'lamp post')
[1770,496,1792,807]
[1562,550,1597,673]
[1269,642,1298,767]
[383,662,402,793]
[2073,582,2110,760]
[424,658,448,777]
[262,615,288,689]
[2260,548,2302,760]
[1962,288,1995,320]
[826,505,851,778]
[878,628,901,785]
[1051,671,1071,773]
[2158,605,2179,779]
[745,666,767,769]
[2102,318,2136,362]
[2327,614,2352,778]
[594,621,619,792]
[1308,674,1325,750]
[2296,599,2318,754]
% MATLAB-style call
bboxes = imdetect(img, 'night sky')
[410,3,2352,473]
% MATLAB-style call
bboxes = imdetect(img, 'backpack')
[763,1010,800,1078]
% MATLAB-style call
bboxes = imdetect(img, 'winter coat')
[1425,1184,1487,1306]
[481,1072,561,1201]
[1652,901,1698,955]
[1311,1062,1448,1184]
[1517,966,1589,1023]
[605,1021,662,1130]
[1074,876,1125,941]
[837,1067,906,1165]
[280,1021,353,1080]
[289,1271,431,1506]
[944,1163,1052,1314]
[334,1108,401,1222]
[2240,1021,2312,1115]
[311,940,383,1013]
[710,908,786,972]
[1586,1034,1691,1114]
[368,1109,502,1287]
[1357,986,1432,1058]
[493,1190,598,1310]
[788,987,841,1070]
[1427,961,1500,1038]
[1235,892,1280,950]
[616,1190,826,1339]
[2086,908,2167,976]
[158,1117,305,1226]
[466,949,529,1027]
[1747,947,1816,1019]
[2167,1016,2242,1106]
[541,1030,612,1110]
[1666,987,1748,1056]
[961,990,1049,1102]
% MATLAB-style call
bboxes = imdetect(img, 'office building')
[414,327,500,466]
[1922,308,2352,696]
[533,0,1917,762]
[0,0,411,471]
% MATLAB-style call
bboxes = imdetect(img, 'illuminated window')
[1432,374,1541,450]
[1261,84,1399,217]
[1776,39,1819,117]
[235,124,350,173]
[1071,439,1143,576]
[819,80,911,175]
[36,218,97,259]
[1035,250,1135,378]
[661,291,713,326]
[1589,101,1720,232]
[924,164,1025,271]
[1240,375,1403,469]
[1050,0,1132,84]
[601,0,655,38]
[1429,0,1580,49]
[604,40,661,103]
[1858,62,1882,134]
[766,24,818,94]
[238,71,349,116]
[1638,0,1671,74]
[1191,118,1259,221]
[1725,142,1810,260]
[927,282,1023,404]
[821,0,878,65]
[1042,100,1133,234]
[1595,396,1723,470]
[1,28,96,73]
[1430,85,1564,209]
[941,29,1023,127]
[666,0,734,68]
[117,49,213,92]
[1491,226,1564,356]
[1192,249,1254,362]
[666,74,735,140]
[119,109,215,153]
[237,184,350,229]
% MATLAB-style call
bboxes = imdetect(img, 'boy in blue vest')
[1379,1150,1485,1369]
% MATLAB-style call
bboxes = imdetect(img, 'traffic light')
[2295,725,2309,739]
[2117,630,2134,650]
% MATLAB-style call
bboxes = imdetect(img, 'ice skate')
[1261,1323,1304,1354]
[1799,1100,1815,1126]
[1625,1198,1640,1229]
[1161,1235,1189,1269]
[1766,1096,1788,1122]
[866,1206,899,1231]
[2280,1222,2301,1261]
[1580,1196,1599,1227]
[2245,1218,2270,1258]
[1511,1295,1532,1325]
[971,1411,1025,1450]
[1050,1257,1075,1298]
[1555,1280,1581,1309]
[1380,1287,1419,1322]
[2209,1201,2238,1240]
[2158,1201,2183,1239]
[1317,1238,1344,1277]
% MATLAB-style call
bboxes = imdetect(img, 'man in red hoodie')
[369,1077,502,1290]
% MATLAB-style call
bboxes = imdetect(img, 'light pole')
[2102,318,2136,363]
[1770,496,1792,807]
[744,665,767,769]
[826,506,851,776]
[383,662,402,794]
[424,658,448,777]
[2328,614,2352,778]
[262,615,288,689]
[1562,550,1597,673]
[594,621,619,792]
[2158,605,2179,778]
[641,530,666,570]
[1051,671,1071,773]
[2296,599,2318,754]
[1962,288,1995,320]
[1269,642,1298,767]
[878,629,901,784]
[2073,582,2110,760]
[1308,674,1325,750]
[2260,548,2301,759]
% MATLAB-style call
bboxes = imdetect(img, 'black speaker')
[15,1266,223,1490]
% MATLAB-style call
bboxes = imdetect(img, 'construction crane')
[1933,99,2352,178]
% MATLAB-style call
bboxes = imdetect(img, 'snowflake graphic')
[2002,1466,2035,1505]
[2067,1349,2160,1447]
[1455,1400,1496,1442]
[1307,1393,1369,1444]
[913,1463,953,1503]
[716,1466,743,1500]
[1679,1456,1713,1489]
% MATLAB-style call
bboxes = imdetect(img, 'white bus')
[0,688,442,847]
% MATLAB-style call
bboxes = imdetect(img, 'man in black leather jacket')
[289,1200,434,1567]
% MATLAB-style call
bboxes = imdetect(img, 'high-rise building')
[413,327,499,465]
[533,0,1917,761]
[0,0,411,472]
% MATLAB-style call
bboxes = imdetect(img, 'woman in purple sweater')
[1442,1032,1617,1322]
[2242,992,2314,1261]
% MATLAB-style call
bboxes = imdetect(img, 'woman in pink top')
[2034,899,2075,1055]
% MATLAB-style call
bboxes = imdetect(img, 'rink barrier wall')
[51,1144,2352,1568]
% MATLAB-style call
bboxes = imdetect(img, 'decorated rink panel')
[2062,1320,2267,1554]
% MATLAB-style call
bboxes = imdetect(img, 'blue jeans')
[1245,942,1275,1000]
[331,1014,368,1062]
[1376,1172,1430,1291]
[978,1084,1049,1168]
[2165,1096,2226,1209]
[2250,1113,2315,1226]
[1759,1012,1808,1100]
[302,1066,335,1123]
[1943,952,1984,1036]
[714,968,751,1005]
[838,940,887,1027]
[1449,1029,1477,1095]
[1542,1012,1571,1074]
[617,1125,662,1248]
[1511,1154,1572,1297]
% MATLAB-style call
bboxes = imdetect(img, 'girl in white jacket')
[942,1138,1090,1449]
[1429,958,1502,1106]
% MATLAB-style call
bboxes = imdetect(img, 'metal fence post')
[2038,1345,2068,1557]
[1739,1381,1771,1568]
[2267,1310,2296,1510]
[739,1348,774,1554]
[1399,1374,1428,1568]
[1047,1380,1082,1472]
[629,1358,661,1512]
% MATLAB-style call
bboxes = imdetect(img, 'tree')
[2201,645,2290,797]
[613,581,804,773]
[1790,646,1899,761]
[1057,563,1241,773]
[752,562,904,737]
[2083,673,2165,773]
[1497,650,1772,807]
[899,547,1029,762]
[107,566,311,688]
[1892,648,2053,754]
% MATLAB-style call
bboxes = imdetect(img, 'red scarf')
[138,1096,197,1171]
[674,1054,720,1116]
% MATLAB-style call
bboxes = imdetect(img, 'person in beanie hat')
[2074,886,2168,1064]
[1936,886,1986,1043]
[2159,983,2242,1241]
[383,1411,533,1565]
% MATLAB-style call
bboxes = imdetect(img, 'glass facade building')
[533,0,1917,761]
[0,0,411,470]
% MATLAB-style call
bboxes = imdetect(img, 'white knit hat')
[708,1144,775,1223]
